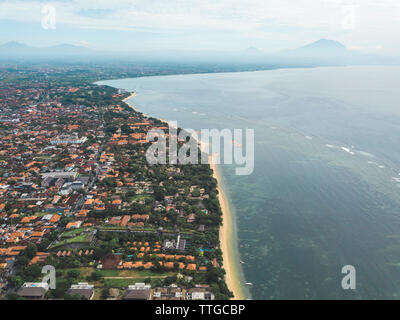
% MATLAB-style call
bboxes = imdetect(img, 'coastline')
[209,158,246,300]
[122,92,246,300]
[123,92,169,124]
[122,93,138,109]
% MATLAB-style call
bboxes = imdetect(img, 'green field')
[49,234,91,249]
[61,227,87,238]
[60,267,174,288]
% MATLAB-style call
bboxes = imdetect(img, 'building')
[41,176,54,187]
[67,283,94,300]
[176,235,187,252]
[60,181,85,195]
[60,184,72,196]
[123,283,151,300]
[50,135,87,145]
[153,284,183,300]
[65,221,82,229]
[162,239,176,251]
[186,287,215,300]
[41,171,78,182]
[17,282,49,300]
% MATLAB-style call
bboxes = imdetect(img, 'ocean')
[98,66,400,299]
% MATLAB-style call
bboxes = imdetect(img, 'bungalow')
[123,283,151,300]
[50,135,87,145]
[65,221,82,229]
[67,283,94,300]
[153,285,183,300]
[186,287,215,300]
[17,282,49,300]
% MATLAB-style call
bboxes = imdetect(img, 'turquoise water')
[98,66,400,299]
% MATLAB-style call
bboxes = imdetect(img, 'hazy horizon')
[1,1,400,55]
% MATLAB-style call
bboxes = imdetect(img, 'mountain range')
[0,39,398,66]
[0,41,95,56]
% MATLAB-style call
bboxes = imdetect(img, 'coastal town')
[0,65,233,300]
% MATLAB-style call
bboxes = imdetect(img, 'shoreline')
[209,158,246,300]
[123,92,246,300]
[122,93,138,110]
[123,92,170,124]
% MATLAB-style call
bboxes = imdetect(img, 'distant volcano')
[293,39,347,55]
[245,46,261,53]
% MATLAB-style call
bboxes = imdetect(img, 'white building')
[50,135,87,145]
[128,283,151,290]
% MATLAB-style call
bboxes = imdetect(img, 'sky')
[1,0,400,54]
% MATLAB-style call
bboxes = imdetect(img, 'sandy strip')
[123,92,167,121]
[210,157,246,300]
[122,93,137,109]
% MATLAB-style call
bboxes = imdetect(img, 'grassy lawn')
[73,267,95,278]
[49,234,91,249]
[67,234,90,243]
[133,194,153,202]
[99,269,174,278]
[33,212,50,217]
[100,225,128,230]
[130,270,174,278]
[129,227,156,232]
[104,278,147,287]
[58,267,94,283]
[103,271,174,288]
[99,224,156,232]
[93,288,103,300]
[59,267,175,288]
[98,269,121,277]
[61,227,86,238]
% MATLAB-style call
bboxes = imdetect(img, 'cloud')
[0,0,380,32]
[1,0,400,53]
